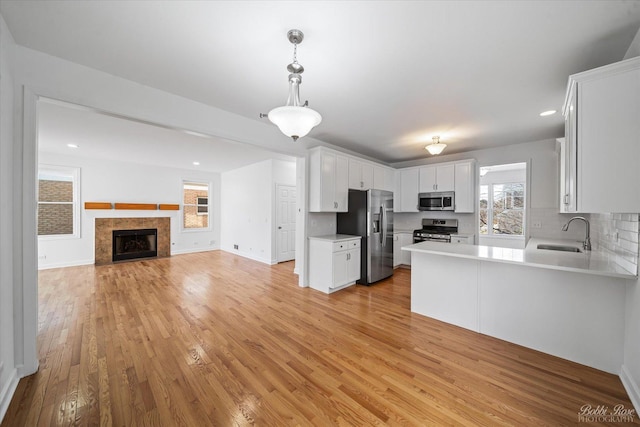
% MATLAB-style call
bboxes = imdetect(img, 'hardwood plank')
[3,251,638,426]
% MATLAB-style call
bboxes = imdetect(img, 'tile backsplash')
[590,213,639,275]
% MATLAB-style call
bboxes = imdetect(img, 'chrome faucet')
[562,216,591,251]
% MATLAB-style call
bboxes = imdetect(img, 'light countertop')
[402,237,636,279]
[308,234,361,242]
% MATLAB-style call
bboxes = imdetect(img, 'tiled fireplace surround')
[95,217,170,265]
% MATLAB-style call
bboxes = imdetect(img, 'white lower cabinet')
[393,232,413,267]
[309,235,361,293]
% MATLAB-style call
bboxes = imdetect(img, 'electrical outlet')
[209,240,215,245]
[532,221,542,229]
[233,244,238,250]
[38,255,46,260]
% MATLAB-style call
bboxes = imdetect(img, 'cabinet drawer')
[333,239,360,252]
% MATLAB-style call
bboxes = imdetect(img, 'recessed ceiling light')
[67,143,79,148]
[193,161,200,166]
[539,110,556,117]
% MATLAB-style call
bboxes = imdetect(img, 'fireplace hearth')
[112,228,158,262]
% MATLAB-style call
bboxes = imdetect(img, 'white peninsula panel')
[411,253,478,331]
[406,240,632,374]
[479,261,625,374]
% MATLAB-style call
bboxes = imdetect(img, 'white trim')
[621,364,640,415]
[181,179,212,232]
[19,87,40,378]
[221,249,275,265]
[37,164,81,239]
[170,247,218,255]
[0,368,19,422]
[37,259,94,270]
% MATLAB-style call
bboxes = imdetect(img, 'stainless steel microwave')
[418,192,455,211]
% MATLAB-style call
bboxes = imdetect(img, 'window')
[196,197,208,215]
[38,165,80,238]
[480,182,525,236]
[183,181,209,229]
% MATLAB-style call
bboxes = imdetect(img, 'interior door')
[276,184,296,262]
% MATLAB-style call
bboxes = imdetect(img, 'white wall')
[220,159,295,264]
[0,13,18,422]
[624,26,640,60]
[37,152,221,268]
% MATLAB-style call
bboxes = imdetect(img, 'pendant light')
[267,29,322,141]
[425,136,447,155]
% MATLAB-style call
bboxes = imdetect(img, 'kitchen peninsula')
[403,239,636,374]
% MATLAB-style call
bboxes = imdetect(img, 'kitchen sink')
[536,244,582,253]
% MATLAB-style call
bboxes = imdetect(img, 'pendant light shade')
[267,29,322,141]
[425,136,447,155]
[268,106,322,141]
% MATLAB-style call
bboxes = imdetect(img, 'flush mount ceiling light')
[264,29,322,142]
[540,110,556,116]
[425,136,447,155]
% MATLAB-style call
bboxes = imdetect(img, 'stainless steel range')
[413,219,459,243]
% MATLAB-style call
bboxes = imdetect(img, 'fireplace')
[112,229,158,262]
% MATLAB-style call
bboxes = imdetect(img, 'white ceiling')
[3,1,640,164]
[37,99,296,173]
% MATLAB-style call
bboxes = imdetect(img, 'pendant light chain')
[292,42,298,65]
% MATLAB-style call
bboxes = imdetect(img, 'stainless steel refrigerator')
[337,189,394,285]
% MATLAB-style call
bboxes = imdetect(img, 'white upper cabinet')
[397,168,420,212]
[562,57,640,213]
[372,165,386,190]
[419,164,455,192]
[309,147,394,212]
[349,158,394,192]
[454,160,475,213]
[348,159,373,190]
[309,147,349,212]
[383,168,396,193]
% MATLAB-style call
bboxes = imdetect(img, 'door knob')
[278,226,282,229]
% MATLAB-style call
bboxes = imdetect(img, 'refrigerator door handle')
[380,205,386,247]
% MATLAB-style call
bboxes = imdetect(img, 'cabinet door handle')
[347,253,350,261]
[564,194,569,205]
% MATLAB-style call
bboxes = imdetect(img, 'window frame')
[37,164,81,240]
[479,181,525,238]
[181,180,211,232]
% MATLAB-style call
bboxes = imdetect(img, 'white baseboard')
[621,365,640,414]
[38,259,94,270]
[171,247,219,255]
[0,368,19,423]
[221,249,272,265]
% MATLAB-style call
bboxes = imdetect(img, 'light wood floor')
[3,251,637,426]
